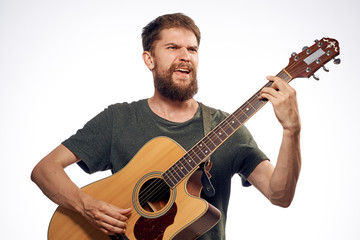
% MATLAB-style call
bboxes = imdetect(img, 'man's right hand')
[79,192,132,235]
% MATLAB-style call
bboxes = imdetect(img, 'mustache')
[171,62,194,72]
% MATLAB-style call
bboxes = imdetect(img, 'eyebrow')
[165,43,199,50]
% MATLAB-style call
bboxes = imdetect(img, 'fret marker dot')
[219,133,222,135]
[246,107,249,111]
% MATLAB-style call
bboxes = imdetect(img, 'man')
[31,13,301,239]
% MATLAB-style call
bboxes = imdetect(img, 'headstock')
[284,37,340,80]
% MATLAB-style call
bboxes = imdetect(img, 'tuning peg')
[302,46,309,51]
[313,74,320,81]
[322,65,330,72]
[334,58,341,64]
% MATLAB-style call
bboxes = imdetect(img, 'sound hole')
[139,177,170,212]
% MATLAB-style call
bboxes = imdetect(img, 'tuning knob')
[322,66,329,72]
[313,74,320,81]
[302,46,309,51]
[334,58,341,64]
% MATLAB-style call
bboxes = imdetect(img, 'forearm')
[269,129,301,207]
[31,145,131,235]
[31,145,84,213]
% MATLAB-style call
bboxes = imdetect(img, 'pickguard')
[133,203,177,240]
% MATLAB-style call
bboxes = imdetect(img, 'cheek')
[191,56,199,68]
[156,57,174,71]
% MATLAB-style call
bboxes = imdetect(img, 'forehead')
[157,27,198,47]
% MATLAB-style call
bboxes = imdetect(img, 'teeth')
[177,68,190,73]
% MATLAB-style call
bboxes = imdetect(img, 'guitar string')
[138,178,166,205]
[142,183,171,207]
[138,178,172,207]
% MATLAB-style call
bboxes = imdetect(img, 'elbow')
[30,162,40,184]
[268,188,295,208]
[31,160,46,185]
[270,197,292,208]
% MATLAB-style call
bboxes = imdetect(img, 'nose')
[179,47,190,62]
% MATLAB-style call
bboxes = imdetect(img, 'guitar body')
[48,137,221,240]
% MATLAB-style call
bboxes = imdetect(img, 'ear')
[142,51,154,71]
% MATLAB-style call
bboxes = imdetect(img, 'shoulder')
[105,99,148,116]
[109,99,147,110]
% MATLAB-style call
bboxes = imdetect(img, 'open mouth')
[174,68,190,74]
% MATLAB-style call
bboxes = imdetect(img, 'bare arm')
[248,76,301,207]
[31,144,131,235]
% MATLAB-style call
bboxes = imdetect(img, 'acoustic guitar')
[48,37,340,240]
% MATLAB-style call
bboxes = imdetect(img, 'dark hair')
[141,13,201,53]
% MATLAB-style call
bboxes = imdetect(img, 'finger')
[104,206,132,222]
[119,208,132,216]
[267,75,294,93]
[97,214,128,235]
[99,221,127,236]
[259,86,279,100]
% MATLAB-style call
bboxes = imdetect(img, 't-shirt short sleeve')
[62,106,114,174]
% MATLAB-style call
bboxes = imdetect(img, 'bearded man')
[31,13,301,240]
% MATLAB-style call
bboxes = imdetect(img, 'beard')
[153,61,198,102]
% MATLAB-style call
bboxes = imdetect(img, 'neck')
[148,92,198,123]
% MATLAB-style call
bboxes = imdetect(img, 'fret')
[208,131,222,147]
[163,172,176,188]
[226,114,242,130]
[183,154,197,168]
[223,119,236,131]
[203,135,217,151]
[180,156,194,170]
[173,161,186,178]
[168,167,182,182]
[218,125,229,138]
[219,121,233,137]
[198,140,212,156]
[247,100,257,111]
[189,146,204,162]
[253,98,266,109]
[178,158,191,172]
[192,144,207,159]
[239,106,250,118]
[243,101,256,116]
[237,108,250,123]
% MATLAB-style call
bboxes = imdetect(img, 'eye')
[189,47,198,53]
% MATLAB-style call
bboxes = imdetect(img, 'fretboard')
[162,69,292,189]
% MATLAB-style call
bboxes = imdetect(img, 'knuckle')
[93,213,101,221]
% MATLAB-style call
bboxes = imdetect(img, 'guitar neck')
[162,69,292,188]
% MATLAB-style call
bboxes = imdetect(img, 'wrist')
[283,125,301,137]
[73,190,89,214]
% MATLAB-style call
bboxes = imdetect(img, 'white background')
[1,0,359,239]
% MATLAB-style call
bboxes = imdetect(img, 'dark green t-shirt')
[62,99,267,240]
